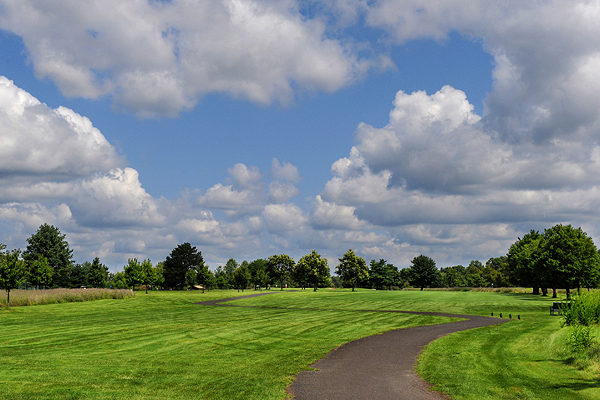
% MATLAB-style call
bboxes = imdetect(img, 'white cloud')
[262,203,308,234]
[271,158,301,182]
[0,77,123,180]
[0,0,380,117]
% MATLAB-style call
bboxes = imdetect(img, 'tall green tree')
[124,258,144,290]
[87,257,109,288]
[233,263,251,292]
[27,254,53,289]
[506,230,544,294]
[23,224,74,288]
[140,259,156,294]
[163,243,203,290]
[539,224,600,299]
[248,259,269,290]
[408,255,439,291]
[0,248,27,308]
[196,265,215,290]
[267,254,295,290]
[465,260,488,287]
[368,259,399,290]
[297,250,330,291]
[335,249,368,292]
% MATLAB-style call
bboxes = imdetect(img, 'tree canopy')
[0,248,27,308]
[267,254,295,290]
[335,249,368,291]
[296,250,330,291]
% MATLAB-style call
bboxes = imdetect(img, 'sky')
[1,0,600,272]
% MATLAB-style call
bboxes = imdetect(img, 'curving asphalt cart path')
[195,292,508,400]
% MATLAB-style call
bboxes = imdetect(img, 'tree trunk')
[420,287,424,291]
[533,287,540,295]
[541,287,548,296]
[6,289,10,309]
[566,287,571,300]
[552,288,557,298]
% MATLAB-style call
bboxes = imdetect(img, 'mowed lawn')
[1,289,597,400]
[0,290,450,400]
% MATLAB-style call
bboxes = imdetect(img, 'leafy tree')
[214,266,229,289]
[140,259,157,293]
[440,265,467,287]
[485,256,511,287]
[197,265,216,290]
[110,271,128,289]
[87,257,109,288]
[0,248,27,308]
[409,255,439,291]
[185,267,198,288]
[23,224,74,288]
[267,254,295,290]
[293,259,310,290]
[163,243,203,290]
[154,262,165,290]
[398,268,412,288]
[233,263,251,292]
[465,260,488,287]
[368,259,399,290]
[506,230,544,294]
[248,259,269,290]
[335,249,368,292]
[539,224,600,300]
[297,250,330,291]
[124,258,144,290]
[27,254,53,289]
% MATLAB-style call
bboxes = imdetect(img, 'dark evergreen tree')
[408,255,439,291]
[163,243,203,290]
[368,259,399,290]
[23,224,74,288]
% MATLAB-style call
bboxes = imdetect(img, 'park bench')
[550,302,571,316]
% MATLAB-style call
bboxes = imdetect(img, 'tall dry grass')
[0,288,135,308]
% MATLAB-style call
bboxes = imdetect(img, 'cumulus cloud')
[0,76,123,180]
[0,0,381,117]
[320,82,600,264]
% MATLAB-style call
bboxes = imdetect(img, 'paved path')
[195,292,508,400]
[288,313,507,400]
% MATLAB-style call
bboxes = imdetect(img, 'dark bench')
[550,302,571,316]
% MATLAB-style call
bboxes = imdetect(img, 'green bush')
[561,291,600,327]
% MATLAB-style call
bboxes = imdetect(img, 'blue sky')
[1,1,599,272]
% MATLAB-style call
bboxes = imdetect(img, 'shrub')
[561,291,600,327]
[569,324,595,352]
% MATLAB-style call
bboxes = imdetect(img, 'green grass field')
[0,288,597,399]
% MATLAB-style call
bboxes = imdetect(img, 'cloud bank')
[1,1,600,269]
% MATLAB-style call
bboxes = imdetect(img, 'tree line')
[2,223,598,301]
